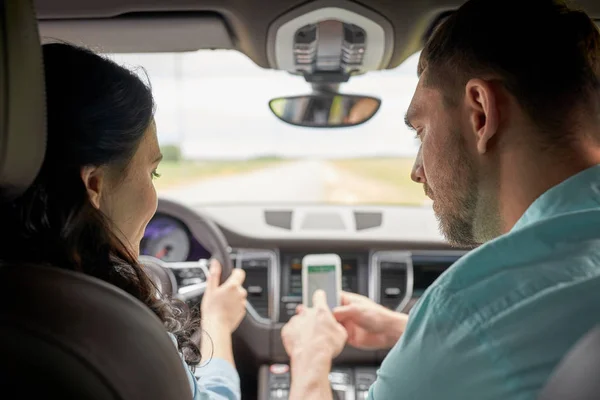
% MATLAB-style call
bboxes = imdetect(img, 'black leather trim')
[0,264,192,399]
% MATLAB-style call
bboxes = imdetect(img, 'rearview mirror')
[269,94,381,128]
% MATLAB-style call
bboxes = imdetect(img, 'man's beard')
[427,133,481,248]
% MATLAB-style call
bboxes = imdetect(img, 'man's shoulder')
[374,209,600,400]
[434,208,600,292]
[414,208,600,335]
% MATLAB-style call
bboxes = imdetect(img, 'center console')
[257,251,409,399]
[278,252,370,322]
[259,364,378,400]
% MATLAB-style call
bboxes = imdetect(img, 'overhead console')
[267,0,394,82]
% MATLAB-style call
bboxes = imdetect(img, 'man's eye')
[151,170,161,179]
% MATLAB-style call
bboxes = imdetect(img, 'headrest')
[538,326,600,400]
[0,264,192,399]
[0,0,46,199]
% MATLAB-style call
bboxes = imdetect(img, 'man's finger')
[312,289,328,309]
[340,291,352,305]
[207,259,221,291]
[340,291,362,305]
[296,304,305,314]
[333,305,360,323]
[225,268,246,287]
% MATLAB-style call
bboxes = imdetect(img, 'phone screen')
[305,264,339,309]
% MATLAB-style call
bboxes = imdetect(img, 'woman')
[0,43,245,399]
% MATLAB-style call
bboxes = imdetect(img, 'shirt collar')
[511,164,600,232]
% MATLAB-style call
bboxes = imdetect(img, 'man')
[282,0,600,399]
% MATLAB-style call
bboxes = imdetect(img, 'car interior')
[2,0,600,399]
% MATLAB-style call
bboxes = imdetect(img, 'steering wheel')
[141,199,234,291]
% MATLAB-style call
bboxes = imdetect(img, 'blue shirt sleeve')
[368,287,511,400]
[168,333,241,400]
[190,358,241,400]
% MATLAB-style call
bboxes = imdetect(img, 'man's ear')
[465,79,500,154]
[81,165,106,209]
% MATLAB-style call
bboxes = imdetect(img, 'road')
[160,160,329,205]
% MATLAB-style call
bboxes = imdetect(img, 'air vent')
[379,261,408,310]
[411,253,463,296]
[240,257,270,320]
[372,251,413,312]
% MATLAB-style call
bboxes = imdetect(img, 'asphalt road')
[159,160,328,205]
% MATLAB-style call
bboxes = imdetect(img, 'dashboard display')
[141,214,211,262]
[286,254,358,296]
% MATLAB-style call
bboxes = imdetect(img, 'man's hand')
[282,290,347,360]
[282,290,348,400]
[333,291,408,350]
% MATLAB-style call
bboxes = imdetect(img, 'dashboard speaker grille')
[240,257,270,319]
[354,212,382,231]
[264,210,293,230]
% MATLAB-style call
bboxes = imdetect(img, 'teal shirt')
[370,165,600,400]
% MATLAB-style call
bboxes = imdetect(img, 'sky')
[109,50,422,160]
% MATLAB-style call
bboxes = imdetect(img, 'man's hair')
[419,0,600,142]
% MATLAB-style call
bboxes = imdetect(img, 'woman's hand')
[201,260,247,333]
[198,260,247,367]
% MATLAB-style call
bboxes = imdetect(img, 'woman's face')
[84,121,162,257]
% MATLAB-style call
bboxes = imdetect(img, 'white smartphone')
[302,254,342,309]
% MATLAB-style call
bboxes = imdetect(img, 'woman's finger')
[207,259,222,292]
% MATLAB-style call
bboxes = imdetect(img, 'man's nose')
[411,147,426,184]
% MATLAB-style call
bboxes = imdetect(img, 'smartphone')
[302,254,342,309]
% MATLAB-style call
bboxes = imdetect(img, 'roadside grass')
[331,158,428,205]
[153,159,286,191]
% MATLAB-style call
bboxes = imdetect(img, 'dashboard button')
[270,389,287,399]
[270,364,290,375]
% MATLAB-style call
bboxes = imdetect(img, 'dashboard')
[141,202,469,400]
[140,212,466,324]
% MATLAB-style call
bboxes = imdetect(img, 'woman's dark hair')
[0,43,200,367]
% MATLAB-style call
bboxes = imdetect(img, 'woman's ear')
[81,166,105,209]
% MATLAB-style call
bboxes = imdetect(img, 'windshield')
[108,50,428,206]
